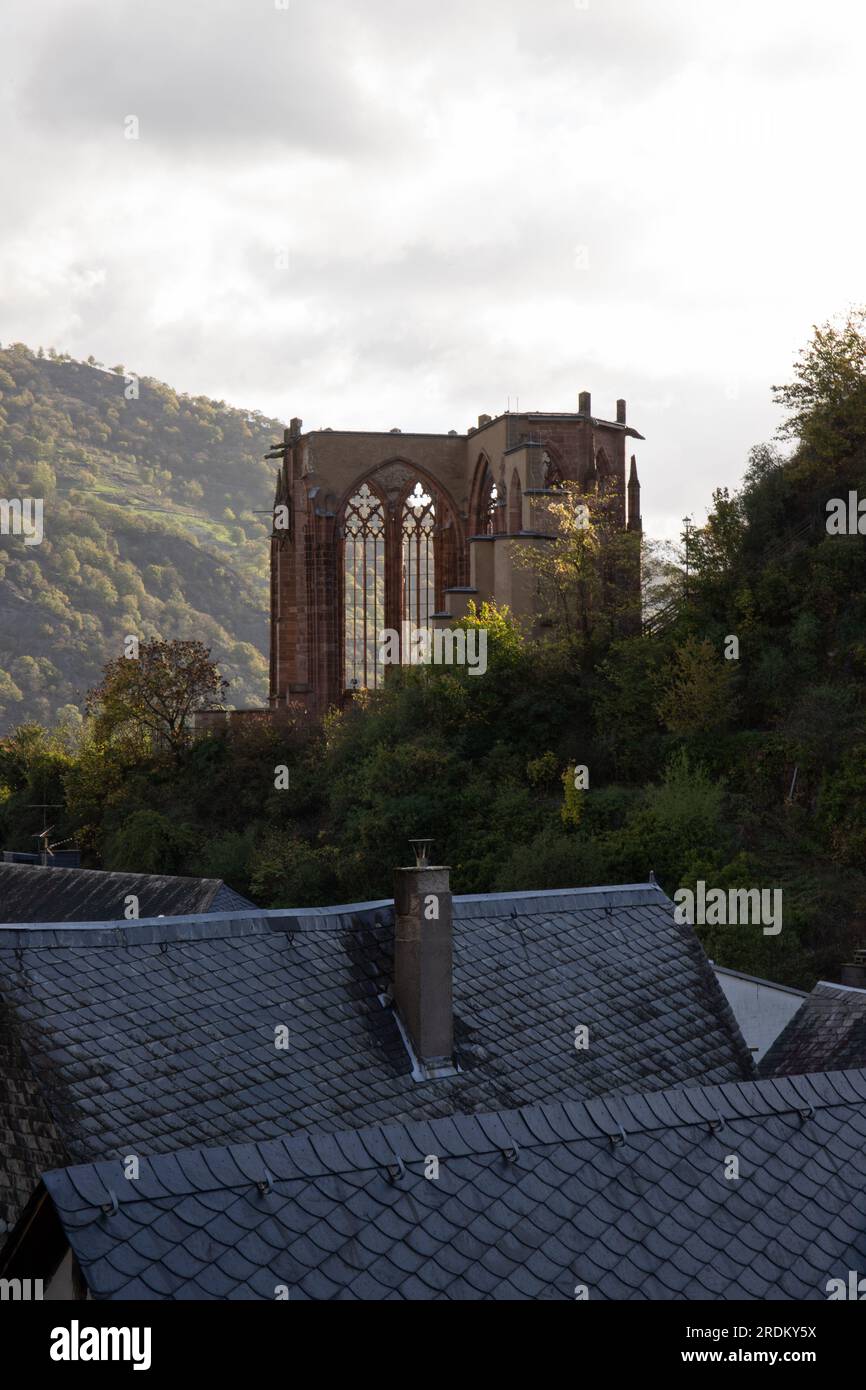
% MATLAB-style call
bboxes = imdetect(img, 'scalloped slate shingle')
[760,981,866,1077]
[41,1069,866,1300]
[0,883,753,1233]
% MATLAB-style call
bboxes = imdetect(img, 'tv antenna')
[27,801,63,832]
[26,801,65,865]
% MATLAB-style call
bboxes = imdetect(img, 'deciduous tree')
[86,639,227,759]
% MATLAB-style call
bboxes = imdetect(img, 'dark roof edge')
[41,1067,866,1219]
[303,429,467,441]
[713,964,809,996]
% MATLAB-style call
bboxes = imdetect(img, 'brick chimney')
[393,840,454,1076]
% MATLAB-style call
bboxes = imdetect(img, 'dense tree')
[773,306,866,464]
[656,636,738,735]
[513,485,642,654]
[86,638,228,758]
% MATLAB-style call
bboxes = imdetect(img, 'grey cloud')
[6,0,709,162]
[10,0,390,156]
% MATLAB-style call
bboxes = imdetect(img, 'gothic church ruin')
[267,393,644,716]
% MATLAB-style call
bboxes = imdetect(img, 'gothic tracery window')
[344,483,385,690]
[342,473,463,690]
[402,481,436,630]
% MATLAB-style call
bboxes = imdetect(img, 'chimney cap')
[408,838,434,868]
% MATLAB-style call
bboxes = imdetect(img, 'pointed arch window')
[402,481,436,629]
[342,472,462,691]
[544,451,564,489]
[595,447,611,496]
[481,468,499,534]
[508,468,522,532]
[344,483,385,690]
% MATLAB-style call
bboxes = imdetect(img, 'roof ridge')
[42,1067,866,1218]
[0,915,276,946]
[0,862,223,887]
[815,979,866,996]
[0,882,669,938]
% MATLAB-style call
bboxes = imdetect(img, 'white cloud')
[1,0,864,536]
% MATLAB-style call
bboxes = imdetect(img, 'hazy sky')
[1,0,863,537]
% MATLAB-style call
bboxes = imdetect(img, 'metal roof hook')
[502,1143,520,1165]
[256,1168,274,1196]
[707,1112,724,1134]
[609,1125,627,1149]
[799,1105,815,1123]
[101,1187,119,1217]
[386,1155,406,1184]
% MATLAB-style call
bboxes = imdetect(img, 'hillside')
[0,343,278,731]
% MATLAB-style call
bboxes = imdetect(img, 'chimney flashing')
[379,992,461,1082]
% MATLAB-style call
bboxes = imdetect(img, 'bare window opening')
[544,451,564,489]
[508,468,522,532]
[480,469,499,534]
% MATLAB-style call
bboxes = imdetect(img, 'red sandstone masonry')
[267,405,642,715]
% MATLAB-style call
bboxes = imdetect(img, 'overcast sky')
[1,0,863,537]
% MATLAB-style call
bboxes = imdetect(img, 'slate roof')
[760,981,866,1077]
[38,1068,866,1300]
[0,861,254,924]
[0,990,68,1236]
[0,884,753,1233]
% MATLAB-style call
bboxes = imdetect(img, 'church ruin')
[267,393,644,716]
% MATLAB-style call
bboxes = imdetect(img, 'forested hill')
[0,343,279,731]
